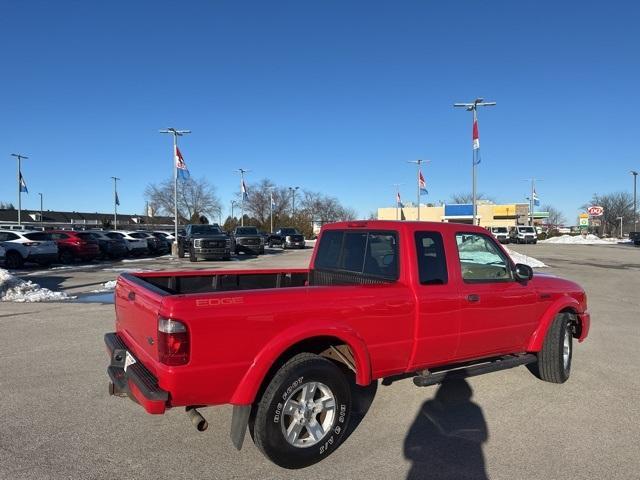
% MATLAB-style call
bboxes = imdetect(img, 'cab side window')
[456,233,512,282]
[415,232,448,285]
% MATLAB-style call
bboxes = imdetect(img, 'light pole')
[407,160,428,220]
[111,176,120,230]
[237,168,251,226]
[289,186,299,216]
[631,170,638,232]
[11,153,28,227]
[454,98,496,225]
[38,193,43,227]
[231,200,239,219]
[268,187,275,233]
[160,128,191,256]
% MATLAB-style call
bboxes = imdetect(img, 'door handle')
[466,294,480,303]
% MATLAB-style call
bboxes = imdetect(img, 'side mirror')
[513,263,533,282]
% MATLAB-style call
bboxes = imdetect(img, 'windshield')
[235,227,258,235]
[492,227,508,233]
[519,227,535,233]
[190,225,222,235]
[280,228,299,235]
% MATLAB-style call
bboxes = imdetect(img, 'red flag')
[472,118,480,150]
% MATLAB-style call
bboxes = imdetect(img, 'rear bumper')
[285,241,305,248]
[105,333,168,414]
[577,312,590,342]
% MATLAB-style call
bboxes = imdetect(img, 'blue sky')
[1,1,639,223]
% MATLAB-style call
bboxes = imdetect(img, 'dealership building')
[377,201,549,227]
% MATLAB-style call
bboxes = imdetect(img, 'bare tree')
[582,192,634,236]
[449,192,494,204]
[542,204,566,227]
[145,177,221,224]
[0,202,15,209]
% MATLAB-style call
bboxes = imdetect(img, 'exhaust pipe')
[186,407,208,432]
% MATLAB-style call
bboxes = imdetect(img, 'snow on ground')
[91,280,117,292]
[0,268,74,302]
[504,248,547,268]
[539,234,611,245]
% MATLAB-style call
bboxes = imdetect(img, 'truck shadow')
[403,378,488,480]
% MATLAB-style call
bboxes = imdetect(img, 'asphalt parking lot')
[1,243,639,480]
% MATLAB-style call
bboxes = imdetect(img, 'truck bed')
[129,268,309,295]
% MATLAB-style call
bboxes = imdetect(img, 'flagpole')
[530,178,534,227]
[407,159,427,221]
[160,128,190,258]
[454,98,496,226]
[111,176,120,230]
[393,183,402,221]
[11,153,28,228]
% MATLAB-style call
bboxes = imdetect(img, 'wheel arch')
[527,297,582,352]
[230,328,372,406]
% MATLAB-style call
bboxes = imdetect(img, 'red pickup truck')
[105,221,590,469]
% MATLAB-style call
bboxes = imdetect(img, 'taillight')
[158,316,189,366]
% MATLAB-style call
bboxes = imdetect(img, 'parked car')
[489,226,510,244]
[87,231,128,259]
[267,227,306,249]
[233,226,265,254]
[0,244,5,266]
[49,230,101,264]
[105,220,590,469]
[630,231,640,246]
[152,231,176,245]
[510,226,538,244]
[129,231,170,255]
[178,224,231,261]
[106,231,148,256]
[0,230,59,268]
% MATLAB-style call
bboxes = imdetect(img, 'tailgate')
[114,273,169,363]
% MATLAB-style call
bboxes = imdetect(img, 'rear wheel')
[59,250,74,264]
[251,353,352,469]
[536,312,573,383]
[5,251,24,269]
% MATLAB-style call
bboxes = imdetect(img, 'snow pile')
[92,280,117,292]
[0,268,73,302]
[540,234,610,245]
[505,248,547,268]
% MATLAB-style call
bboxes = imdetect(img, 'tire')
[5,251,24,269]
[250,353,352,469]
[268,241,273,248]
[59,250,74,264]
[223,255,231,261]
[260,247,265,255]
[536,313,573,383]
[189,247,197,262]
[178,243,185,258]
[282,243,287,250]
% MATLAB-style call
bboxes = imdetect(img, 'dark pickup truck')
[630,231,640,246]
[105,220,590,469]
[178,224,231,262]
[233,226,265,255]
[267,227,306,249]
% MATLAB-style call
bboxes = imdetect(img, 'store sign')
[579,217,589,227]
[587,206,604,217]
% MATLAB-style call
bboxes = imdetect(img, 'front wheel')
[250,353,352,469]
[189,247,197,262]
[536,313,573,383]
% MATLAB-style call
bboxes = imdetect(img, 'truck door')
[409,231,461,369]
[453,232,538,359]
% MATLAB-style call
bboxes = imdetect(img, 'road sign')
[587,206,604,216]
[579,217,589,227]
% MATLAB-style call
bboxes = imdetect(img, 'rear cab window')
[415,232,448,285]
[315,230,399,281]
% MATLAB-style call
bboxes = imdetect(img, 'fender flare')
[527,296,581,352]
[229,321,372,405]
